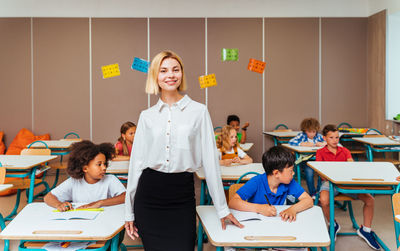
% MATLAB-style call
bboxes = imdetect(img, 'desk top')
[352,137,400,146]
[0,184,13,192]
[0,203,124,241]
[239,143,254,152]
[195,163,264,180]
[308,161,400,185]
[0,155,57,170]
[27,140,80,149]
[263,131,301,137]
[282,144,322,153]
[197,205,330,247]
[106,161,129,174]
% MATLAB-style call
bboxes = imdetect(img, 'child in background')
[114,121,136,161]
[227,114,250,144]
[289,118,326,197]
[44,140,126,212]
[317,125,379,250]
[217,125,253,166]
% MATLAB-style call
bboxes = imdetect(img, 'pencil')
[52,208,104,212]
[264,194,271,206]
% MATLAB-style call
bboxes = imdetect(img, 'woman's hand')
[56,202,74,212]
[125,221,139,240]
[220,213,244,230]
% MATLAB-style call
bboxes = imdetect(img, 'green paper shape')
[221,48,238,61]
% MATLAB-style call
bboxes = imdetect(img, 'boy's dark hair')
[67,140,115,179]
[300,118,320,132]
[227,114,240,125]
[322,124,338,136]
[262,146,295,175]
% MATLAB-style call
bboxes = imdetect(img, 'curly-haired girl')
[44,140,125,212]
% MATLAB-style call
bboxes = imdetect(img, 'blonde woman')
[124,50,243,250]
[217,125,253,166]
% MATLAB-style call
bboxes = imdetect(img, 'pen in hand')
[264,194,277,216]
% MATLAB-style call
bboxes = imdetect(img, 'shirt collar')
[262,174,288,197]
[156,95,191,112]
[321,145,343,154]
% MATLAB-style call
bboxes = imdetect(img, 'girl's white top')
[125,95,229,221]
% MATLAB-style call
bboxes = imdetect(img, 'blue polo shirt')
[236,173,305,205]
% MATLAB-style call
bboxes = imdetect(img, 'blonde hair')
[145,50,187,95]
[216,125,239,153]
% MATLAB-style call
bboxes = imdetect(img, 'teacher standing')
[124,50,243,250]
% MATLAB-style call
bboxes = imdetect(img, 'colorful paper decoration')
[221,48,238,61]
[247,58,266,74]
[131,57,149,73]
[199,74,217,89]
[101,63,120,79]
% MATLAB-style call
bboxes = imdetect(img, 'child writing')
[227,114,249,144]
[44,140,126,212]
[114,121,136,161]
[229,146,312,220]
[217,125,253,166]
[316,124,380,250]
[289,118,326,197]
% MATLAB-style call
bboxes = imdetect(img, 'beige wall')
[0,17,374,161]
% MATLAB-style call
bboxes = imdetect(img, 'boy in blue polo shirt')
[229,146,313,222]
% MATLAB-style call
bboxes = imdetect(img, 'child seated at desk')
[114,121,136,161]
[44,140,126,212]
[317,124,380,250]
[228,146,312,251]
[289,117,326,197]
[227,114,250,144]
[217,125,253,166]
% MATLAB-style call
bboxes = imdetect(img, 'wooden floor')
[0,169,398,251]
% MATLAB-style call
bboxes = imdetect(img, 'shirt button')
[166,159,169,162]
[166,146,169,149]
[168,120,171,123]
[167,133,170,136]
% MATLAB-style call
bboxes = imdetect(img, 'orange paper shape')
[199,74,217,89]
[247,58,266,74]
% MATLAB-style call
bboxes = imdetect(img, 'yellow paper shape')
[102,63,121,79]
[199,74,217,89]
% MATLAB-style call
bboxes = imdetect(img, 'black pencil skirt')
[134,168,196,251]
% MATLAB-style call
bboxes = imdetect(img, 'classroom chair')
[20,241,114,251]
[336,122,366,160]
[272,124,293,146]
[392,192,400,248]
[337,122,352,128]
[0,166,11,251]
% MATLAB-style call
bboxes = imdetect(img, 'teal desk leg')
[200,181,206,205]
[365,144,373,162]
[392,199,400,248]
[329,182,335,251]
[0,213,9,251]
[27,167,38,203]
[110,232,119,251]
[216,247,224,251]
[197,221,204,251]
[272,137,278,146]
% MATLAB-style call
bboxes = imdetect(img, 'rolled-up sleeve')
[125,112,146,222]
[200,109,230,219]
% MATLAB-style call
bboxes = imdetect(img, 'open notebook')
[230,208,285,222]
[49,210,101,220]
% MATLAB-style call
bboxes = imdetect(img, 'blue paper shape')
[131,57,149,73]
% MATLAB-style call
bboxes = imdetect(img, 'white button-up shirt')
[125,95,229,221]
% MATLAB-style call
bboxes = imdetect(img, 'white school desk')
[26,139,80,150]
[263,131,302,146]
[106,161,129,183]
[239,143,254,152]
[0,184,13,251]
[353,137,400,162]
[0,155,57,203]
[0,184,13,192]
[0,203,125,251]
[308,161,399,251]
[196,205,330,251]
[282,144,322,184]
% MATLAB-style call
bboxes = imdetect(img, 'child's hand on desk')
[315,142,326,147]
[257,204,277,217]
[125,221,139,240]
[300,142,314,147]
[78,201,102,209]
[396,176,400,181]
[221,159,233,166]
[232,157,241,163]
[280,207,297,222]
[56,202,74,212]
